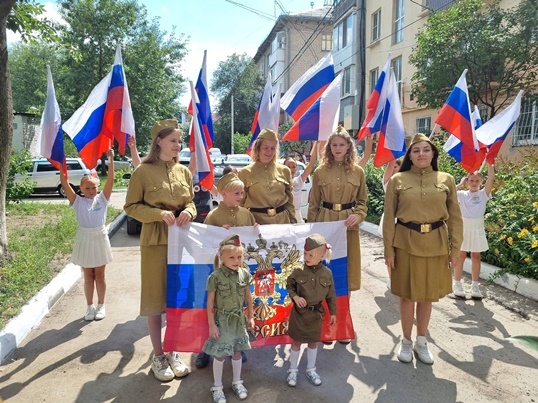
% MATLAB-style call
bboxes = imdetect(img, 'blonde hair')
[80,175,98,187]
[307,244,333,264]
[467,171,484,180]
[322,126,358,171]
[213,244,244,270]
[251,138,280,163]
[221,179,244,194]
[143,127,182,164]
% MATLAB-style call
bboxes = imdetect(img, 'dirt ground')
[0,226,537,402]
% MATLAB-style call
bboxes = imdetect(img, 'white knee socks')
[289,349,300,370]
[306,347,318,370]
[232,358,242,382]
[213,358,224,387]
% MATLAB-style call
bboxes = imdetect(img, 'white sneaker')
[211,386,226,403]
[166,351,189,378]
[286,369,298,387]
[452,281,466,298]
[471,283,483,299]
[305,367,322,386]
[94,304,106,320]
[231,380,248,400]
[397,337,413,363]
[414,336,434,364]
[84,305,95,321]
[151,354,174,382]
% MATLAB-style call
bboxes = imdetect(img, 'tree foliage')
[409,0,538,118]
[211,53,263,154]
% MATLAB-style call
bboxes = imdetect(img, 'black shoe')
[338,339,352,345]
[241,351,247,363]
[195,352,210,369]
[322,341,333,345]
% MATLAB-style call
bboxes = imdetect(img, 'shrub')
[7,151,34,204]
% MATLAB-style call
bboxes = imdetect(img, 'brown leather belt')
[397,219,444,234]
[249,205,286,217]
[322,201,356,212]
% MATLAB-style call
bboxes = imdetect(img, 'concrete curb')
[359,221,538,301]
[0,212,127,364]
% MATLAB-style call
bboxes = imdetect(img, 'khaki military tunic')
[286,263,336,343]
[238,161,297,224]
[204,203,256,227]
[307,163,368,291]
[124,160,196,315]
[383,165,463,302]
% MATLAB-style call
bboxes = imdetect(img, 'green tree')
[211,53,263,153]
[409,0,538,118]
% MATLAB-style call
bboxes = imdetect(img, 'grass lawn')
[0,202,122,329]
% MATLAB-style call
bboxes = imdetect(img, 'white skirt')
[461,217,489,252]
[72,225,113,268]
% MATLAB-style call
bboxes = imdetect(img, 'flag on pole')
[189,80,214,190]
[188,50,214,152]
[373,70,406,167]
[280,53,334,121]
[163,221,355,352]
[63,45,135,169]
[37,66,66,175]
[247,74,282,154]
[281,72,342,142]
[358,54,391,142]
[444,105,486,173]
[476,90,524,164]
[435,70,478,151]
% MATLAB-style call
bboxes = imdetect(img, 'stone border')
[0,212,127,364]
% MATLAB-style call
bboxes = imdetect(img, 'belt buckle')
[421,223,431,233]
[307,305,315,311]
[267,208,276,217]
[333,203,342,212]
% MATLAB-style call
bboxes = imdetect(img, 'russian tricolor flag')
[435,70,479,151]
[476,90,523,164]
[37,66,66,175]
[444,105,486,173]
[63,45,135,169]
[358,54,391,142]
[373,70,406,167]
[163,222,355,352]
[188,50,214,152]
[280,53,334,121]
[247,74,281,154]
[189,81,214,191]
[281,72,342,142]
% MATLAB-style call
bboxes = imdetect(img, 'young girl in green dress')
[203,235,255,403]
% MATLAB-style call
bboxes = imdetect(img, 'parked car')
[224,154,252,167]
[95,155,132,171]
[15,157,100,198]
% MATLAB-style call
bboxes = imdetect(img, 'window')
[341,66,351,97]
[333,13,353,51]
[391,56,402,98]
[513,98,538,146]
[36,162,57,172]
[394,0,405,44]
[369,68,379,95]
[415,117,432,134]
[372,9,381,43]
[321,34,333,51]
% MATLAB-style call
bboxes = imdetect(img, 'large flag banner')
[373,70,406,167]
[435,70,478,151]
[476,90,524,164]
[444,105,486,173]
[247,74,282,154]
[37,65,66,175]
[188,50,214,152]
[281,72,342,142]
[189,81,214,190]
[358,54,391,142]
[164,222,354,352]
[63,45,135,169]
[280,53,334,121]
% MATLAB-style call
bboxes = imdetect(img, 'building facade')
[12,113,40,157]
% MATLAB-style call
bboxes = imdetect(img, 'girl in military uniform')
[238,129,297,224]
[383,133,463,365]
[124,119,196,382]
[286,234,336,387]
[203,235,254,403]
[307,126,368,294]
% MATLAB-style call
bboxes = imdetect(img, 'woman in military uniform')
[307,126,368,294]
[124,119,196,381]
[383,133,463,365]
[238,129,297,224]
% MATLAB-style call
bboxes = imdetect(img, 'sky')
[8,0,325,107]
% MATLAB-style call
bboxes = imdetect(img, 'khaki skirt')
[72,225,112,268]
[348,230,361,291]
[140,245,167,316]
[391,248,452,302]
